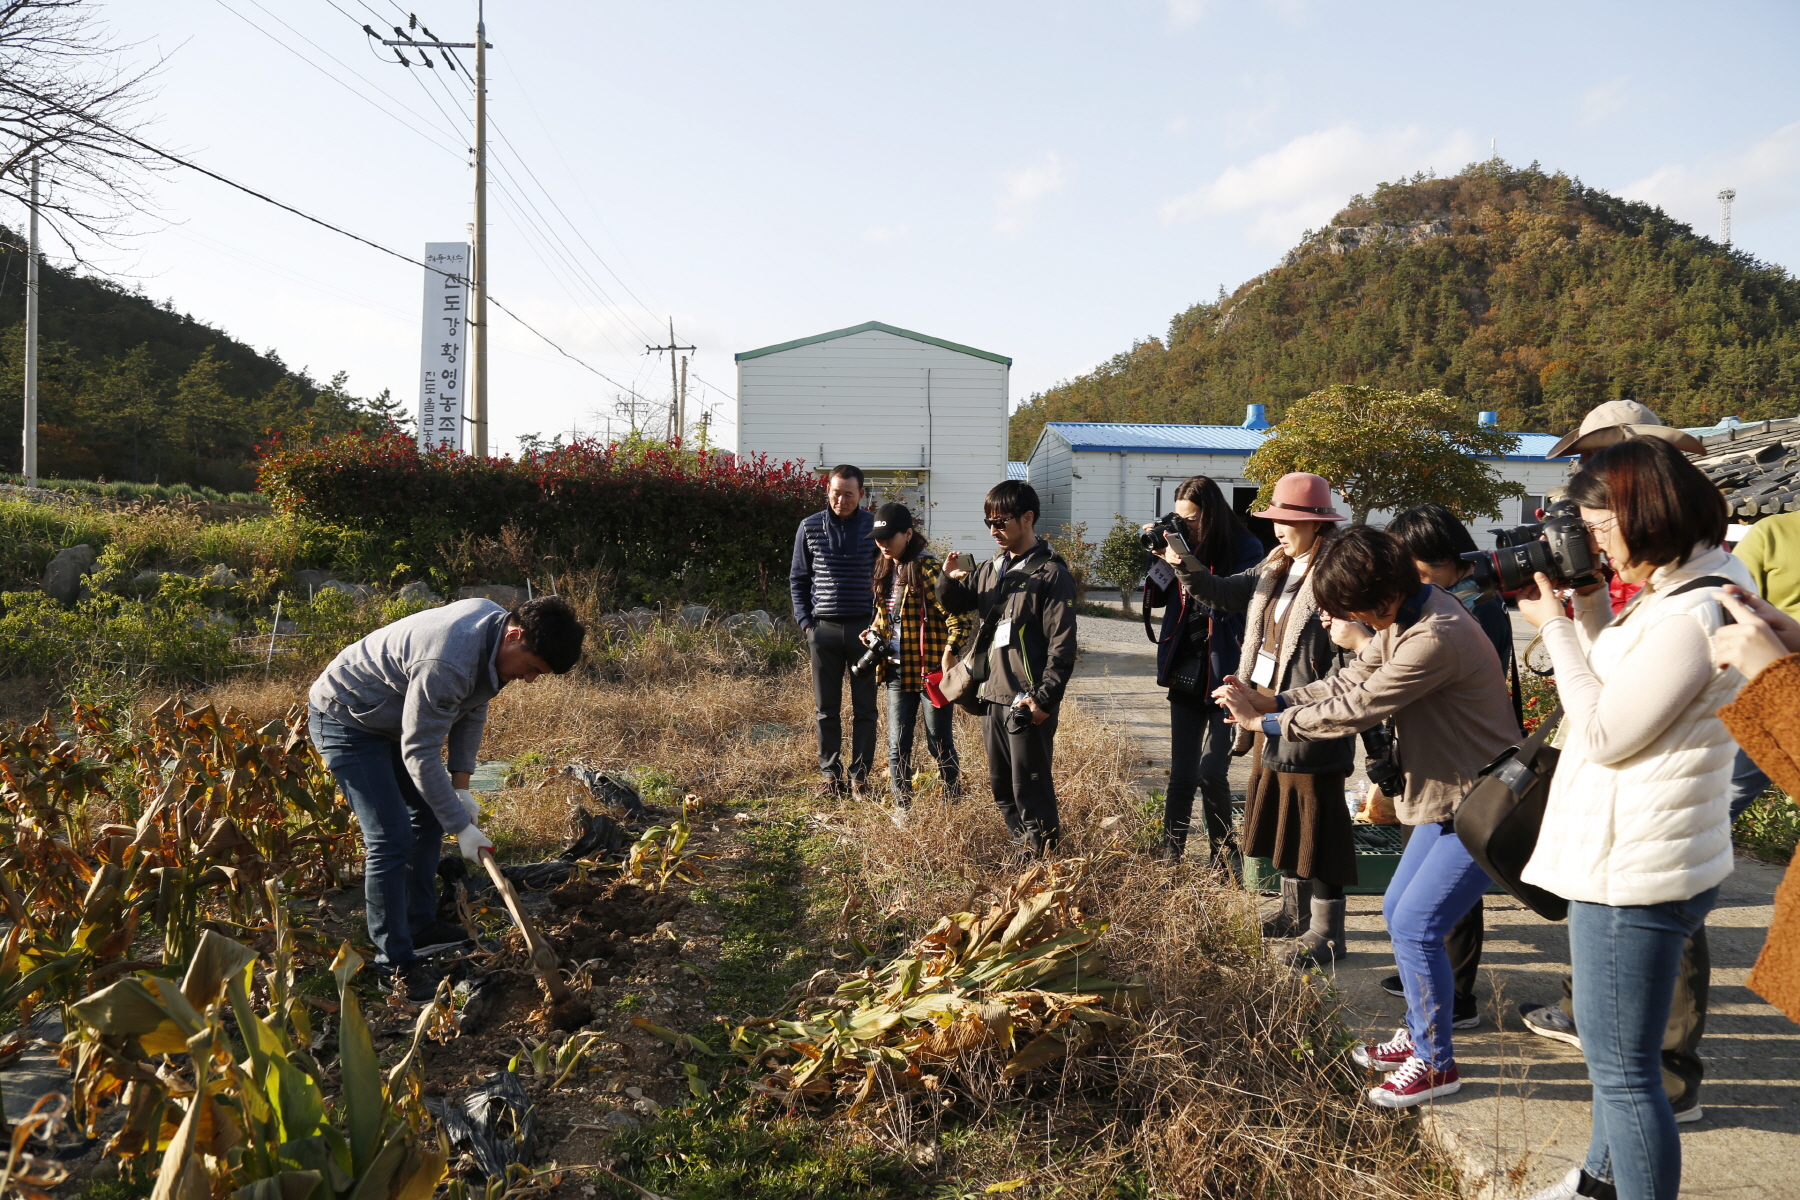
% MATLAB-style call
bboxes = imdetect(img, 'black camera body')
[1459,498,1602,593]
[1139,512,1184,553]
[1360,723,1404,798]
[849,642,887,679]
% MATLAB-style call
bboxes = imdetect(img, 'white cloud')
[863,222,910,242]
[1160,123,1479,245]
[1166,0,1206,28]
[1625,121,1800,245]
[1580,78,1629,128]
[994,152,1068,234]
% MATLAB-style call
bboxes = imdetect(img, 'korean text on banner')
[418,242,469,452]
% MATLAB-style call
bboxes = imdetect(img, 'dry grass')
[816,701,1455,1199]
[183,621,1451,1197]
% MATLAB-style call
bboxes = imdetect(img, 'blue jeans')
[886,682,958,803]
[1570,886,1719,1200]
[1382,819,1493,1067]
[1729,746,1770,822]
[308,705,444,966]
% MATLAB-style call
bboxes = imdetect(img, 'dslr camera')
[1138,513,1189,555]
[1360,723,1404,799]
[850,630,889,679]
[1459,498,1602,593]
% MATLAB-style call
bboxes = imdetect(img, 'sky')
[21,0,1800,456]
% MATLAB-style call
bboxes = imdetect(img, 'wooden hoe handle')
[480,849,571,1002]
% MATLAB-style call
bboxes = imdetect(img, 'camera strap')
[1617,574,1738,627]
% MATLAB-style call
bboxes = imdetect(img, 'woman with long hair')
[1166,473,1358,963]
[1141,475,1265,866]
[1516,438,1751,1200]
[863,503,970,820]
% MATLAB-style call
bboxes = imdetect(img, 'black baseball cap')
[870,503,914,539]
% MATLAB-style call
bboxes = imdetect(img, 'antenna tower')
[1717,188,1737,246]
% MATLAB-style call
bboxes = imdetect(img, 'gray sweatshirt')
[308,599,510,833]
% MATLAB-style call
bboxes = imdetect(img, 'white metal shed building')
[1024,406,1576,549]
[735,321,1011,555]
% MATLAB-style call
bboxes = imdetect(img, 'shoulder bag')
[1454,574,1736,922]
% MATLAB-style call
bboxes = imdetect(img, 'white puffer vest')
[1521,545,1752,907]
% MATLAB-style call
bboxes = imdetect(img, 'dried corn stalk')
[733,862,1145,1113]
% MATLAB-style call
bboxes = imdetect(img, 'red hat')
[1253,472,1347,522]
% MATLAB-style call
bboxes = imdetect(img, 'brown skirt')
[1243,733,1358,887]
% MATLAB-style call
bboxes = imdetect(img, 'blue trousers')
[1729,746,1770,822]
[308,705,443,966]
[1570,886,1719,1200]
[1382,819,1493,1067]
[886,682,958,801]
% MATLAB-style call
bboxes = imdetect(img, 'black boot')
[1261,876,1312,939]
[1286,896,1347,968]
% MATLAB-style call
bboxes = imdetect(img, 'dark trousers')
[1561,926,1710,1106]
[886,682,958,802]
[807,617,878,782]
[1400,821,1485,1003]
[1165,689,1234,855]
[307,704,442,967]
[981,700,1060,847]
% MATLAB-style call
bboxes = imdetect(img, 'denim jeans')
[1382,819,1494,1067]
[1728,746,1770,822]
[1165,690,1235,854]
[1570,886,1719,1200]
[308,704,444,966]
[886,682,959,802]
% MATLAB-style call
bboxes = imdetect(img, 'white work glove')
[456,824,495,863]
[455,788,481,822]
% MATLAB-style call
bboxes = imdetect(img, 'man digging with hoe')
[308,596,587,1000]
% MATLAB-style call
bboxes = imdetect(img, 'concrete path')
[1064,604,1800,1199]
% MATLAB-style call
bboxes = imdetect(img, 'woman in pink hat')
[1166,471,1358,964]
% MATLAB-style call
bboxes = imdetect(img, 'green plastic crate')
[1235,802,1499,896]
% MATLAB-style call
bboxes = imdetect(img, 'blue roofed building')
[1024,405,1577,550]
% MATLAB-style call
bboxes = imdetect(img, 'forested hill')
[1010,160,1800,459]
[0,231,398,491]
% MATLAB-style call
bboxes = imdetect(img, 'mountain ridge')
[1010,160,1800,458]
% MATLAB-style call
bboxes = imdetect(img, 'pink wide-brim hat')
[1252,472,1348,522]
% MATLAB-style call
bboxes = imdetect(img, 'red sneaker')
[1367,1056,1461,1109]
[1351,1027,1414,1072]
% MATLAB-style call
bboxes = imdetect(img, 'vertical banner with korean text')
[419,242,469,452]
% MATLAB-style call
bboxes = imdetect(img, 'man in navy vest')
[790,465,879,799]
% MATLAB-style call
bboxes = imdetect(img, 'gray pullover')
[308,599,510,833]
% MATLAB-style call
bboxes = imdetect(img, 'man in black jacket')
[790,465,879,799]
[938,480,1078,855]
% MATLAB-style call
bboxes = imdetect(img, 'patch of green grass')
[600,1108,920,1200]
[614,992,647,1012]
[692,804,821,1017]
[1735,790,1799,864]
[76,1162,156,1200]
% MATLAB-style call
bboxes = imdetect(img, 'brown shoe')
[849,776,871,803]
[814,777,846,802]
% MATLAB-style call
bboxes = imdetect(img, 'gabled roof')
[735,320,1013,366]
[1041,422,1570,462]
[1006,461,1029,480]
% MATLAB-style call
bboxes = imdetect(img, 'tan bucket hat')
[1546,399,1705,458]
[1252,472,1348,522]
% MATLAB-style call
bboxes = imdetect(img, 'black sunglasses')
[982,514,1019,530]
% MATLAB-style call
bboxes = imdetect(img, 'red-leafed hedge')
[258,432,822,608]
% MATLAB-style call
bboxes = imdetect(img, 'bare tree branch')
[0,0,166,259]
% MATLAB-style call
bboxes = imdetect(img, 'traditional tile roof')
[1690,416,1800,520]
[1042,422,1563,461]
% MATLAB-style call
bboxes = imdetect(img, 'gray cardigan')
[308,599,510,832]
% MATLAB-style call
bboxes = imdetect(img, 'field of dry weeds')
[176,619,1454,1198]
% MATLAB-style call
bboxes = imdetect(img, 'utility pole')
[1718,188,1737,246]
[379,8,491,455]
[21,157,38,485]
[677,354,688,443]
[644,318,694,442]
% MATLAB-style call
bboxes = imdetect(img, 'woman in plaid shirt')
[863,503,973,816]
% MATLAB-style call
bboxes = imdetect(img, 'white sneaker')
[1521,1167,1580,1200]
[1519,1002,1581,1049]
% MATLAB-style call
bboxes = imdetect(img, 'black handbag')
[1454,708,1569,922]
